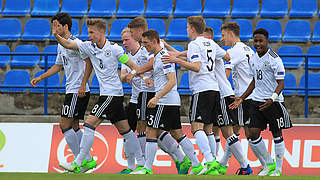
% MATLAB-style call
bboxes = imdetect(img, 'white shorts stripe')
[154,105,164,128]
[191,93,199,122]
[96,96,113,117]
[141,92,147,120]
[68,93,78,118]
[220,98,229,125]
[238,104,244,126]
[279,103,290,128]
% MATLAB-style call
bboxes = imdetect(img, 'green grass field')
[0,173,319,180]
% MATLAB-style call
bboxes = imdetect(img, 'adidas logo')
[159,124,164,128]
[197,116,202,120]
[101,114,107,118]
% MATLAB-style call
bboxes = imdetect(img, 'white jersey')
[215,58,234,98]
[56,35,90,94]
[225,42,254,98]
[135,46,154,92]
[77,40,125,96]
[187,36,226,94]
[153,49,180,106]
[121,50,142,104]
[249,49,285,102]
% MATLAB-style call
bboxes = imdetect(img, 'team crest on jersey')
[104,50,111,57]
[263,61,270,69]
[137,56,146,64]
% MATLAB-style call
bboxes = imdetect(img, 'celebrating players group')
[30,12,292,176]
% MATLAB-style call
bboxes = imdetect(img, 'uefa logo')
[52,130,109,173]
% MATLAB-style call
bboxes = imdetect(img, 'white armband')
[130,70,136,76]
[270,93,278,102]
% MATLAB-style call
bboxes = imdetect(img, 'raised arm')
[52,20,79,51]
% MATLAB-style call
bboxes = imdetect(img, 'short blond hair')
[86,19,107,32]
[187,16,206,34]
[121,27,131,37]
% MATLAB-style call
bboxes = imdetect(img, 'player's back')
[187,36,226,94]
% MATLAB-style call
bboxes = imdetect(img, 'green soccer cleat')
[178,156,192,174]
[116,168,133,174]
[59,161,80,173]
[189,163,205,175]
[258,161,276,176]
[80,158,97,173]
[174,160,180,173]
[217,162,227,175]
[269,169,282,176]
[203,160,219,175]
[130,167,153,175]
[135,165,144,171]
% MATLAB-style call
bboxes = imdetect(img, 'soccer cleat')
[258,161,276,176]
[189,163,206,175]
[130,167,153,175]
[174,160,180,173]
[59,161,80,173]
[217,162,227,175]
[80,158,97,173]
[116,168,133,174]
[135,165,144,171]
[203,160,219,175]
[269,169,282,176]
[178,156,192,174]
[236,164,253,175]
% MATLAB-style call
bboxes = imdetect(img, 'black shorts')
[137,91,155,121]
[90,96,126,124]
[248,100,292,132]
[234,99,252,126]
[215,96,236,127]
[61,92,90,120]
[189,90,220,124]
[125,102,138,132]
[146,105,182,131]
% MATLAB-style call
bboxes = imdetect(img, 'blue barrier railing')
[1,52,320,118]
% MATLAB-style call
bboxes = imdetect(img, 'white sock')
[249,138,266,167]
[75,124,95,166]
[251,136,273,164]
[158,131,185,163]
[227,134,248,168]
[207,133,216,159]
[144,139,158,170]
[138,132,146,158]
[122,130,145,166]
[194,130,214,162]
[63,127,80,158]
[75,128,92,161]
[215,136,220,155]
[220,142,232,166]
[123,139,136,170]
[178,135,200,167]
[274,136,285,171]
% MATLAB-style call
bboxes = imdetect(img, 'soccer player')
[30,12,96,173]
[229,28,292,176]
[127,16,191,174]
[162,16,230,175]
[131,30,204,175]
[220,22,266,170]
[52,19,150,173]
[118,28,146,173]
[200,26,252,175]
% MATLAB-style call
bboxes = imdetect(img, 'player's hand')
[144,78,154,88]
[229,97,243,110]
[52,20,58,36]
[126,73,134,86]
[259,98,273,111]
[147,97,159,108]
[167,51,179,57]
[78,85,86,98]
[162,54,179,64]
[30,77,41,87]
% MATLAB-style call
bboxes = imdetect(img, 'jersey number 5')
[206,49,214,72]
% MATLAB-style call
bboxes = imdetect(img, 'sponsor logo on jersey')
[191,54,199,59]
[163,64,172,69]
